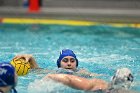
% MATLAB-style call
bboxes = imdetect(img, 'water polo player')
[56,49,101,77]
[57,49,78,71]
[13,49,100,76]
[0,62,17,93]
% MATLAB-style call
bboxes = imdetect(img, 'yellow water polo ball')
[10,58,31,76]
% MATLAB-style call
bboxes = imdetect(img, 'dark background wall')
[43,0,140,9]
[0,0,21,6]
[0,0,140,9]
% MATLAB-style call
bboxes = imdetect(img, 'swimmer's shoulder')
[56,68,75,74]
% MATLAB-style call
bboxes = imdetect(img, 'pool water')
[0,24,140,93]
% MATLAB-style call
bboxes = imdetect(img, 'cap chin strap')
[11,83,17,93]
[11,88,17,93]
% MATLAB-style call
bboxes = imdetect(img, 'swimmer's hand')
[14,54,33,62]
[13,54,39,69]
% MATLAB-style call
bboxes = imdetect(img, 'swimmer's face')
[60,56,77,70]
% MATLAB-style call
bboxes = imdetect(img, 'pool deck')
[0,6,140,23]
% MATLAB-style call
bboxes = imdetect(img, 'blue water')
[0,24,140,93]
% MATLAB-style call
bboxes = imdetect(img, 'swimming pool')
[0,23,140,93]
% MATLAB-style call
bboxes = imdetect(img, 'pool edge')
[0,17,140,28]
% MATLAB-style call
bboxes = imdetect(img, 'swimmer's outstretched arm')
[43,74,108,91]
[13,54,39,69]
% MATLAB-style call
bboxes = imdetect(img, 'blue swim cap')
[0,62,17,93]
[57,49,78,68]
